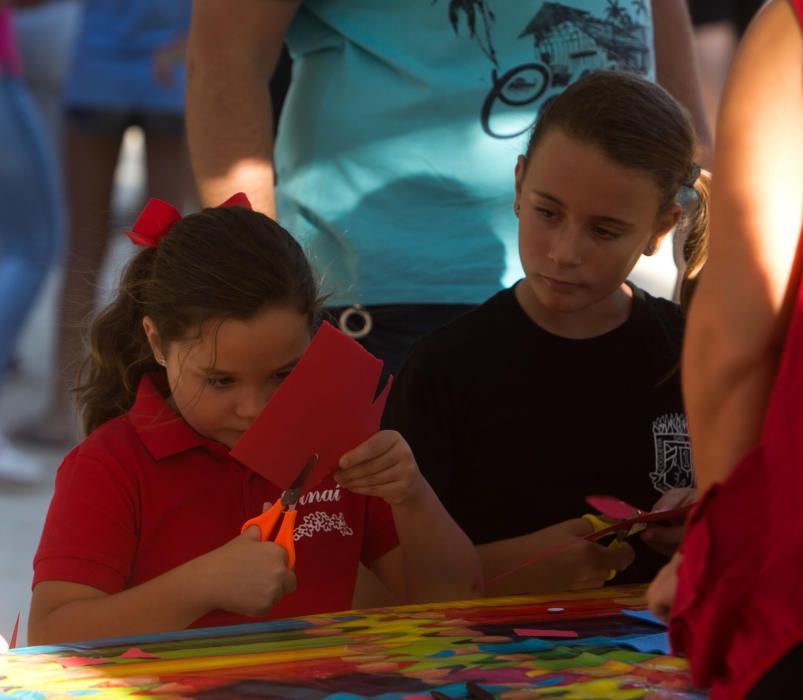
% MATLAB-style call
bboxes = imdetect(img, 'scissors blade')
[281,453,319,507]
[615,521,648,541]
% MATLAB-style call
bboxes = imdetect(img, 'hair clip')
[685,163,702,188]
[125,192,253,248]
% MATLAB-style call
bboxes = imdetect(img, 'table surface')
[0,584,704,699]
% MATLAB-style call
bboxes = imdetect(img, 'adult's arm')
[682,0,803,493]
[186,0,301,214]
[651,0,714,166]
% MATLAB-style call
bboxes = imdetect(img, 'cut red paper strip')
[232,322,392,491]
[587,495,640,520]
[149,681,195,694]
[9,612,19,649]
[514,628,579,638]
[120,647,159,659]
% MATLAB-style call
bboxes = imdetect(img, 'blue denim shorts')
[65,106,184,136]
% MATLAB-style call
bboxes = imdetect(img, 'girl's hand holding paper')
[641,488,696,557]
[335,430,424,506]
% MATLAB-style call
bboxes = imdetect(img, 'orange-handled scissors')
[240,453,318,569]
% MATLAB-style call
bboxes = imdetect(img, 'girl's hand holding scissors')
[196,503,297,617]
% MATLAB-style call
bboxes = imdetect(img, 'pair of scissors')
[240,453,318,569]
[581,511,647,581]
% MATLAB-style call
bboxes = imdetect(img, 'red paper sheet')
[231,322,392,490]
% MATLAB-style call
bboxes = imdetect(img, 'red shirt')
[33,375,399,628]
[671,226,803,698]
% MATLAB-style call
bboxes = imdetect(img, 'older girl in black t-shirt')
[384,71,708,595]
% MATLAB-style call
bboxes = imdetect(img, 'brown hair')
[524,70,709,299]
[75,206,322,435]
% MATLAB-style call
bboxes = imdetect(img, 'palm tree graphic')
[632,0,647,18]
[605,0,626,23]
[433,0,498,66]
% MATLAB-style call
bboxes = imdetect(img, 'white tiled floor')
[0,128,680,646]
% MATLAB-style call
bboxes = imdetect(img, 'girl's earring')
[156,357,167,367]
[645,243,656,256]
[514,203,521,217]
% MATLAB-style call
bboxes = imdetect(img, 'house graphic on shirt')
[519,1,651,81]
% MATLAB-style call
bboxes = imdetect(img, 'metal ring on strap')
[338,304,373,339]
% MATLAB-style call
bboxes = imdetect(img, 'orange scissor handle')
[241,502,298,569]
[273,509,297,570]
[242,499,282,540]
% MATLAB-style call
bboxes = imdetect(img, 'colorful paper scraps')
[232,321,392,490]
[0,586,701,699]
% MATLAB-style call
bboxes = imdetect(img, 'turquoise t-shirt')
[279,1,655,306]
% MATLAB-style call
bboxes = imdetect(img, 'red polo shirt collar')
[127,374,228,461]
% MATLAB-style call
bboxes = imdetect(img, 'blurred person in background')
[13,0,192,446]
[0,0,62,482]
[12,0,80,146]
[686,0,766,137]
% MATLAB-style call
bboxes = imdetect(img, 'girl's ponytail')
[679,169,711,313]
[74,248,160,436]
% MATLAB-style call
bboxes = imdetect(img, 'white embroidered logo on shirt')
[650,413,693,492]
[293,511,354,540]
[298,484,341,506]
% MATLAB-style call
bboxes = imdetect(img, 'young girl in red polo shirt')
[28,196,482,645]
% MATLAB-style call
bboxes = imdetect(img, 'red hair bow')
[125,192,253,248]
